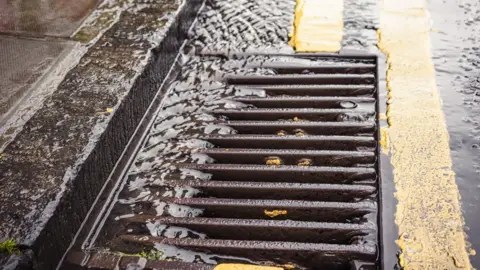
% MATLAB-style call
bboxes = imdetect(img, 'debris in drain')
[265,157,282,165]
[137,249,163,260]
[264,209,288,218]
[297,159,312,166]
[294,130,305,137]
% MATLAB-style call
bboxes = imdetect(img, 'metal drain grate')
[65,53,380,270]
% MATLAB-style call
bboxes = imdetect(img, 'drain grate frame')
[62,52,383,270]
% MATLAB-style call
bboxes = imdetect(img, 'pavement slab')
[0,0,100,37]
[0,36,71,124]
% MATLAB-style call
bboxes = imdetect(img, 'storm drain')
[65,53,380,270]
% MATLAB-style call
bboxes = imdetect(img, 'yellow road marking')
[214,264,282,270]
[378,0,472,268]
[289,0,343,52]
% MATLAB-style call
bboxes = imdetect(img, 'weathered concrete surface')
[0,0,203,268]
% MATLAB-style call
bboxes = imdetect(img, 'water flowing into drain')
[63,53,380,270]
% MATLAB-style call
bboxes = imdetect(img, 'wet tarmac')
[342,0,378,53]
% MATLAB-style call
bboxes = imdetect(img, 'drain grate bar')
[125,216,375,244]
[215,121,375,135]
[244,63,376,74]
[238,85,376,97]
[157,197,375,222]
[150,180,376,201]
[119,236,377,267]
[194,148,375,166]
[231,96,375,109]
[211,108,375,121]
[177,163,376,183]
[226,74,375,85]
[201,135,376,150]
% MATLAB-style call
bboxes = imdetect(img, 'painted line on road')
[289,0,343,52]
[378,0,472,268]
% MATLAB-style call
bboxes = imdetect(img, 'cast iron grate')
[65,53,380,270]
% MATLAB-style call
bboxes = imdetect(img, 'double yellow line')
[290,0,473,268]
